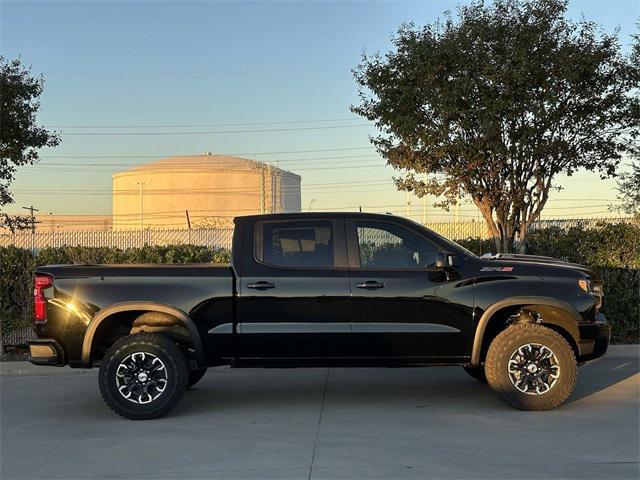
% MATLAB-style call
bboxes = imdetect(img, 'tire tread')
[98,333,188,420]
[485,323,577,411]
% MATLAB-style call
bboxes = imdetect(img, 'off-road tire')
[485,323,577,411]
[187,368,207,388]
[463,365,487,383]
[99,333,189,420]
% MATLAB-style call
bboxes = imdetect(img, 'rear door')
[237,218,352,361]
[346,219,470,362]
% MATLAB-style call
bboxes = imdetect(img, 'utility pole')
[22,205,39,253]
[22,205,39,233]
[185,210,192,244]
[135,181,146,229]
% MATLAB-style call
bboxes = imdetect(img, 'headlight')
[578,279,603,310]
[578,279,590,293]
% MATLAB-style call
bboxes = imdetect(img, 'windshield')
[404,217,479,258]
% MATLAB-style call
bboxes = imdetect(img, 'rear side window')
[256,221,334,268]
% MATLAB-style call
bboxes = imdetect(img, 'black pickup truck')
[28,213,609,419]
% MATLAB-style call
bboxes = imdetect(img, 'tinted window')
[258,221,334,268]
[356,222,439,268]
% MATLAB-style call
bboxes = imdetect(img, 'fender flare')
[470,296,582,366]
[81,301,204,366]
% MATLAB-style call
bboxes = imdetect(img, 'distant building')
[112,154,301,230]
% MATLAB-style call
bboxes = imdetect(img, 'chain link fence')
[3,217,632,249]
[0,227,234,250]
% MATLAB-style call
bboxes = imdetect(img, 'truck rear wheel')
[98,333,189,420]
[485,323,577,411]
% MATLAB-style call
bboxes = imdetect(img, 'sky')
[1,0,638,223]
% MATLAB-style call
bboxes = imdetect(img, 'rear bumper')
[578,313,610,363]
[27,338,65,366]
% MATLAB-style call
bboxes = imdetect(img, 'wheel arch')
[471,296,582,366]
[81,302,204,367]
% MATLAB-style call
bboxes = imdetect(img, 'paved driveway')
[1,346,638,479]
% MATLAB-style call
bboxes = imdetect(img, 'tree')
[352,0,639,252]
[614,157,640,216]
[0,57,60,231]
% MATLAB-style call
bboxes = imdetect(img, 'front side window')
[257,221,334,268]
[356,222,439,269]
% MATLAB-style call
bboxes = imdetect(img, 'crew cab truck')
[28,213,610,419]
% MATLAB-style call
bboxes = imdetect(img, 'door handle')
[247,281,276,290]
[356,281,385,289]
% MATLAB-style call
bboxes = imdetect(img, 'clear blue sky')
[1,0,638,221]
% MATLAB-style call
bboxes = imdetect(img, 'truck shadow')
[568,353,639,403]
[175,353,638,416]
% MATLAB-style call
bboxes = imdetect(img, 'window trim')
[346,219,444,271]
[252,218,348,271]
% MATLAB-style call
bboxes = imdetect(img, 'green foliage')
[526,222,640,269]
[0,57,60,220]
[352,0,640,253]
[428,222,639,340]
[597,268,639,342]
[526,222,639,341]
[615,158,640,216]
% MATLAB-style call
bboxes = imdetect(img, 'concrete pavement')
[1,346,638,479]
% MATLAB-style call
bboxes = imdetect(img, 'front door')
[347,219,470,363]
[237,218,352,362]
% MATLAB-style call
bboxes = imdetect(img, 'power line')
[47,67,351,79]
[12,178,393,195]
[38,146,376,159]
[59,124,371,136]
[23,162,389,174]
[44,117,362,129]
[34,154,382,168]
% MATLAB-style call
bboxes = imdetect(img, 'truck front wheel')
[98,333,189,420]
[485,323,577,411]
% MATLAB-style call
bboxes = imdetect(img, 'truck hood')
[479,253,599,280]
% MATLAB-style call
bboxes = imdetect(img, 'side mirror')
[435,252,457,269]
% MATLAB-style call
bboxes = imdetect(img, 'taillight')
[34,274,53,324]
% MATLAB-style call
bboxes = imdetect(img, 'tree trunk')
[473,199,502,254]
[516,219,530,254]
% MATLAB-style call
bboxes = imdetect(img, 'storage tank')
[112,154,301,230]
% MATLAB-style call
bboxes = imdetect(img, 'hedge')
[458,222,640,342]
[1,222,638,344]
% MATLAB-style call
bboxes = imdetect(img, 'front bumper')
[27,338,65,366]
[578,313,610,363]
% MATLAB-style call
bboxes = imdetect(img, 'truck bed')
[37,263,233,278]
